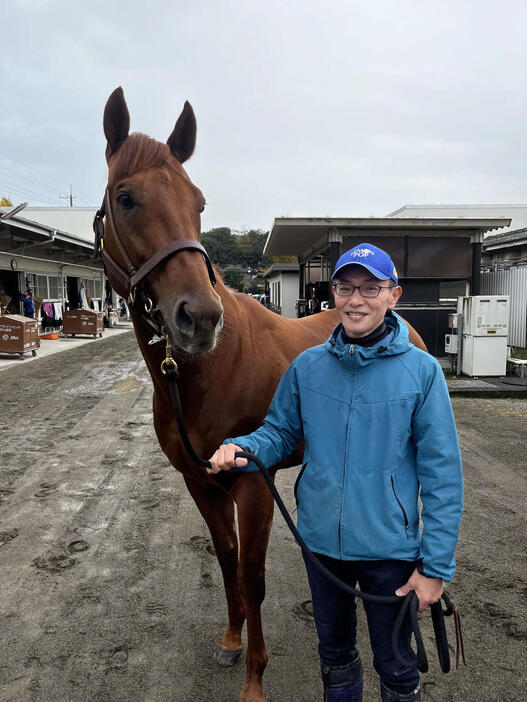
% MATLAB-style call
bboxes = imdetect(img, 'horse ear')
[103,87,130,161]
[167,101,197,163]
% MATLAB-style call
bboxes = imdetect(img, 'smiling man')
[209,243,463,702]
[331,244,401,342]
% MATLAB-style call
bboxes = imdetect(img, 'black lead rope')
[165,368,464,674]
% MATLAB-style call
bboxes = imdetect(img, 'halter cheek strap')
[93,189,216,301]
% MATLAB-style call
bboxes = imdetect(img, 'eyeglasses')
[333,283,395,298]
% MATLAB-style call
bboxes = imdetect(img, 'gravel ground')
[0,331,525,702]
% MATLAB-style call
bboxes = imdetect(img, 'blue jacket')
[225,312,463,582]
[19,295,35,316]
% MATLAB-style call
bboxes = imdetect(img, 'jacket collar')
[325,311,412,362]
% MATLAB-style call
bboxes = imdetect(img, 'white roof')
[387,204,527,237]
[0,206,96,243]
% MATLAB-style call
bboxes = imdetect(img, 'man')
[19,290,35,319]
[208,243,463,702]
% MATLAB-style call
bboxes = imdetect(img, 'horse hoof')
[213,643,243,667]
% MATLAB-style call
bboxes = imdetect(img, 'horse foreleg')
[233,472,275,702]
[183,476,245,662]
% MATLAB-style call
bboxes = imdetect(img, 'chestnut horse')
[100,87,427,702]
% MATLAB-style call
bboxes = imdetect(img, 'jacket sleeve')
[223,361,304,472]
[412,359,464,582]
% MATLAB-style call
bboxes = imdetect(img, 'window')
[36,275,48,298]
[81,278,102,301]
[48,276,60,299]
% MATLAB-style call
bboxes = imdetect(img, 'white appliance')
[445,334,458,354]
[458,296,509,376]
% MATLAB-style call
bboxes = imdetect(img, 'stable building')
[262,263,299,318]
[0,205,104,330]
[264,215,510,356]
[481,227,527,350]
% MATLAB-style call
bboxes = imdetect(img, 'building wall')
[268,272,299,318]
[481,266,527,348]
[483,244,527,265]
[0,253,103,282]
[281,273,299,318]
[0,253,104,319]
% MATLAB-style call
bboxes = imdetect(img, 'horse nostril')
[175,301,194,334]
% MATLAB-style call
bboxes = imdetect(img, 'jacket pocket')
[294,462,308,505]
[390,474,409,532]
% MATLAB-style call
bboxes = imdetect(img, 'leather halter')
[93,189,216,301]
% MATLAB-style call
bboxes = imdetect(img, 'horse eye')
[199,200,206,213]
[116,191,135,210]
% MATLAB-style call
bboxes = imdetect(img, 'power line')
[0,179,58,205]
[0,162,77,194]
[59,184,76,207]
[0,165,92,207]
[0,165,64,200]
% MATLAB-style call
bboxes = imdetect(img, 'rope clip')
[161,333,178,375]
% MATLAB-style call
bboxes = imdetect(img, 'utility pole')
[59,184,76,207]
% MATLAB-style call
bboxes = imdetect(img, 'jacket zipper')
[338,344,355,555]
[390,475,409,532]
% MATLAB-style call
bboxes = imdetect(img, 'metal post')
[471,242,482,295]
[456,313,463,376]
[328,241,340,309]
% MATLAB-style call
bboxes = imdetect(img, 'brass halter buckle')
[160,333,178,375]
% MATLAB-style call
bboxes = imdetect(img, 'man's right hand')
[207,443,248,474]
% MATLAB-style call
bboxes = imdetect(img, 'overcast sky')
[2,0,527,232]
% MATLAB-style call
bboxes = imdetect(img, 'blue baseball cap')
[332,243,398,284]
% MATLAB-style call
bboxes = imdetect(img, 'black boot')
[380,680,421,701]
[321,656,363,702]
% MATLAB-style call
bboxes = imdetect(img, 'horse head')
[102,87,224,354]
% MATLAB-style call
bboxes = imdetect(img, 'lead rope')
[161,337,465,674]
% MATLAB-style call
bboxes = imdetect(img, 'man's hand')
[207,443,247,474]
[395,568,443,613]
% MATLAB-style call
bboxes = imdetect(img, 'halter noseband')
[93,188,217,303]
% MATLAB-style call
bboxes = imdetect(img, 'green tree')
[236,229,272,270]
[201,227,238,267]
[223,266,245,291]
[0,196,13,206]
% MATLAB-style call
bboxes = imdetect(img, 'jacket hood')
[325,310,412,363]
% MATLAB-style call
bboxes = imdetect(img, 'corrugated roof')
[483,227,527,250]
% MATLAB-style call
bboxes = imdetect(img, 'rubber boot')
[380,680,421,701]
[321,656,363,702]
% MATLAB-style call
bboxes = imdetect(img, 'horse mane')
[110,132,171,181]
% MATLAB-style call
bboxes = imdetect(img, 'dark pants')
[303,553,420,695]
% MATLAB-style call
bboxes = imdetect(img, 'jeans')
[302,552,420,696]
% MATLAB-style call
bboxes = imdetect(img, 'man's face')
[332,266,402,339]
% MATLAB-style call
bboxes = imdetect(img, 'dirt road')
[0,332,525,701]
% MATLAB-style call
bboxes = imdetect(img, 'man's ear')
[388,285,403,309]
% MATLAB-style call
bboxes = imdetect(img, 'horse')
[98,87,427,702]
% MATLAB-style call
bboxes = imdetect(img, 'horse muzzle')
[158,292,224,354]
